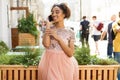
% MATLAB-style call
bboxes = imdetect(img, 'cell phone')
[48,15,53,22]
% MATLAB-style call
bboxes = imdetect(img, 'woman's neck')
[54,21,64,29]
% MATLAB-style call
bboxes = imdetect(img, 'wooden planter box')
[0,65,38,80]
[18,33,36,46]
[0,65,119,80]
[79,65,119,80]
[11,28,19,48]
[11,29,36,48]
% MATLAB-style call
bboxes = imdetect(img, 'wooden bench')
[0,65,119,80]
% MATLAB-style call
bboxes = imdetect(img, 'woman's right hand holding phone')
[44,21,60,41]
[44,20,53,35]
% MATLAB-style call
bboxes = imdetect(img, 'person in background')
[112,12,120,80]
[100,14,116,58]
[80,16,90,47]
[38,3,79,80]
[39,20,47,33]
[90,16,101,55]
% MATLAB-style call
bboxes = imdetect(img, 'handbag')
[97,22,103,31]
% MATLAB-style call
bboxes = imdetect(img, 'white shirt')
[90,20,101,35]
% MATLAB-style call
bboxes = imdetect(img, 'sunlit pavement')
[75,35,108,59]
[88,35,108,59]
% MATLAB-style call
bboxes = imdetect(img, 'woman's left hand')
[49,29,60,41]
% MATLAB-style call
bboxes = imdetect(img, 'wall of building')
[80,0,91,20]
[0,0,10,47]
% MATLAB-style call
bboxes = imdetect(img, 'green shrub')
[74,46,118,65]
[18,13,39,39]
[0,54,13,64]
[0,47,43,66]
[0,41,9,54]
[9,48,42,66]
[74,46,90,65]
[97,58,118,65]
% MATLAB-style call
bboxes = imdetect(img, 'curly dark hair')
[51,3,71,19]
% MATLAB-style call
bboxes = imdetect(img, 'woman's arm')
[42,29,51,48]
[42,21,52,48]
[100,31,107,40]
[57,38,74,57]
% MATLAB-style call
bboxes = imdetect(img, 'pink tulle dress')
[38,27,79,80]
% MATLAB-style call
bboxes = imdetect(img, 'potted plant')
[17,13,39,46]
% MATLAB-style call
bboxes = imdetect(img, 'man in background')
[80,16,90,47]
[100,14,116,58]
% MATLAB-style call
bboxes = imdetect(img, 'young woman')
[38,3,79,80]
